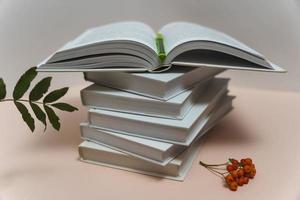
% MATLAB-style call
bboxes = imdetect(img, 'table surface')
[1,85,300,200]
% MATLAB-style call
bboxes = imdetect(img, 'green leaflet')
[1,66,78,133]
[29,77,52,101]
[14,101,35,132]
[13,67,38,100]
[44,105,60,131]
[51,102,78,112]
[43,87,69,103]
[0,78,6,100]
[30,102,47,131]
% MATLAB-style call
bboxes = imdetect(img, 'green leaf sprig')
[0,67,78,132]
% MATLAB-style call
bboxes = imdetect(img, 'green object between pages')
[155,33,166,64]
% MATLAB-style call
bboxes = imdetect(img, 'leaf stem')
[0,98,44,105]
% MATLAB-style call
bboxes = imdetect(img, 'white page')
[159,22,263,58]
[59,21,157,52]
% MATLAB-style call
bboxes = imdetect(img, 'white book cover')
[79,132,203,181]
[88,79,229,145]
[81,78,225,119]
[80,95,233,166]
[84,66,223,100]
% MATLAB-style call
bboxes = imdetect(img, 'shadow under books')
[202,113,260,146]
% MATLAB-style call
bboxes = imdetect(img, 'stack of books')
[37,21,284,181]
[77,66,234,181]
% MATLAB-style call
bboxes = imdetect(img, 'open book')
[37,21,285,72]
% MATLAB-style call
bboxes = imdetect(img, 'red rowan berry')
[229,182,238,191]
[237,178,244,186]
[232,164,238,170]
[240,159,246,166]
[237,169,244,177]
[249,168,256,178]
[230,158,239,166]
[245,158,252,165]
[249,172,255,179]
[243,177,249,184]
[226,164,234,172]
[225,174,234,183]
[230,170,239,179]
[243,165,251,173]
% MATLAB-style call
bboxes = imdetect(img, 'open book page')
[159,22,263,58]
[60,21,157,52]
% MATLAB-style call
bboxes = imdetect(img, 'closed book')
[79,135,201,181]
[80,96,233,165]
[81,77,216,119]
[84,66,223,100]
[88,78,229,145]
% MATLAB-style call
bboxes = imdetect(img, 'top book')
[37,21,284,73]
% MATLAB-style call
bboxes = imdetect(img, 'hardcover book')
[81,78,222,119]
[84,66,223,100]
[80,96,233,165]
[37,21,284,73]
[79,134,202,181]
[88,79,229,145]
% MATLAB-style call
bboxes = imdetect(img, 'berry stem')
[206,167,226,179]
[208,166,228,171]
[199,161,229,167]
[200,161,229,178]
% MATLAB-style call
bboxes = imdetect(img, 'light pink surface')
[1,86,300,200]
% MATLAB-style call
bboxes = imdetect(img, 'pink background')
[1,1,300,199]
[1,86,300,199]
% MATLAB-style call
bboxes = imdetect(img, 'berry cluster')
[199,158,256,191]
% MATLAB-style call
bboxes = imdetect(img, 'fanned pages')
[37,21,285,73]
